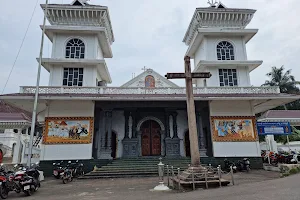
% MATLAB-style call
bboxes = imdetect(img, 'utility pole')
[27,0,49,167]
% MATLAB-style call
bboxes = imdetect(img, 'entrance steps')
[81,157,191,179]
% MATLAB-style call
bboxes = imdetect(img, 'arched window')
[216,41,235,60]
[145,75,155,88]
[65,38,85,59]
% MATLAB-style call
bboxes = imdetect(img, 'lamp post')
[153,157,170,191]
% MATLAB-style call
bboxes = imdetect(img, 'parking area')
[6,170,280,200]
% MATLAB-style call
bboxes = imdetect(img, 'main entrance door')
[141,120,161,156]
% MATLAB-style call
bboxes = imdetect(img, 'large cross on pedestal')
[165,56,211,166]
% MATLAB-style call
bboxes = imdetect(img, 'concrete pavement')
[7,170,299,200]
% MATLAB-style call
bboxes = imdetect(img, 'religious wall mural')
[211,116,258,142]
[43,117,93,144]
[145,75,155,88]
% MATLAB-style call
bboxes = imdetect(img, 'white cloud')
[0,0,299,93]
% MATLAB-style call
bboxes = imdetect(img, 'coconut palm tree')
[262,66,300,94]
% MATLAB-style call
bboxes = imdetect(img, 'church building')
[1,0,299,168]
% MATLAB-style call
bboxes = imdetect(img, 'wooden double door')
[141,120,161,156]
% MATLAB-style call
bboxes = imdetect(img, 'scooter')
[0,164,21,199]
[223,159,237,173]
[236,158,250,172]
[15,163,40,196]
[61,161,73,184]
[53,161,64,179]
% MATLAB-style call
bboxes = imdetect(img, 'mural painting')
[145,75,155,88]
[43,117,93,144]
[211,116,258,142]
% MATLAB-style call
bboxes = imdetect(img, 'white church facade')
[1,0,299,167]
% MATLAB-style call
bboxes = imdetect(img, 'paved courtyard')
[7,170,298,200]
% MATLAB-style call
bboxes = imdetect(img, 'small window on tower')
[65,38,85,59]
[219,69,238,87]
[216,41,235,60]
[63,68,84,87]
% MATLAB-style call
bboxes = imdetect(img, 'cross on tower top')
[207,0,219,7]
[142,66,147,72]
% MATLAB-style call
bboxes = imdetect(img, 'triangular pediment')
[121,69,179,88]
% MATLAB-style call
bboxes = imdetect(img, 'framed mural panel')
[211,116,258,142]
[43,117,94,144]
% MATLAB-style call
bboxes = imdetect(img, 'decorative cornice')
[183,7,256,46]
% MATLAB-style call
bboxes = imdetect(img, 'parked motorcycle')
[73,160,84,178]
[0,164,20,199]
[14,163,41,196]
[236,158,250,172]
[223,159,237,173]
[53,161,64,179]
[61,161,73,184]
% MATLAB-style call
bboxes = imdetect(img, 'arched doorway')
[141,120,161,156]
[185,131,191,157]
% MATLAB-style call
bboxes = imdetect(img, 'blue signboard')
[256,122,292,135]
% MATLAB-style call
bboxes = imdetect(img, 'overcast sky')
[0,0,299,93]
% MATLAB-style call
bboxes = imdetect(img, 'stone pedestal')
[99,148,113,160]
[200,149,208,157]
[122,138,139,157]
[165,137,180,157]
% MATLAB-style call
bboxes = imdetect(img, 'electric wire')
[1,0,40,94]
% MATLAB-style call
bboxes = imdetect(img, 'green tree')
[275,127,300,144]
[262,66,300,94]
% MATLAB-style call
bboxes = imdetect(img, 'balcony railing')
[19,86,280,95]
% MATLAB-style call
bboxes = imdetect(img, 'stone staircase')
[81,157,191,179]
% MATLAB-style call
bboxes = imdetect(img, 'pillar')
[197,112,207,157]
[124,111,129,139]
[105,110,113,149]
[165,112,170,138]
[172,112,178,138]
[131,112,137,138]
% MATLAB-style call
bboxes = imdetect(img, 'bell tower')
[41,0,114,87]
[183,1,263,88]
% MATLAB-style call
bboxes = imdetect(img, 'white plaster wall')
[210,100,253,116]
[202,66,251,87]
[111,110,125,158]
[49,66,98,87]
[177,110,188,157]
[96,42,104,59]
[40,100,94,161]
[209,100,260,157]
[205,36,247,61]
[213,142,260,157]
[194,38,206,68]
[52,33,101,59]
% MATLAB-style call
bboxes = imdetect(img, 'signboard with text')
[256,122,292,135]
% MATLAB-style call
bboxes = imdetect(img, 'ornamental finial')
[207,0,218,7]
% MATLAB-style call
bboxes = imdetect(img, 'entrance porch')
[93,101,212,159]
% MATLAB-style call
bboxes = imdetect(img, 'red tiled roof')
[0,100,31,122]
[262,110,300,119]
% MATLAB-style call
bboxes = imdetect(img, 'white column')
[12,129,22,164]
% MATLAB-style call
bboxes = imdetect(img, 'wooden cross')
[165,56,211,166]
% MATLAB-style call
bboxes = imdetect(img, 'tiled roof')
[261,110,300,119]
[0,100,31,122]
